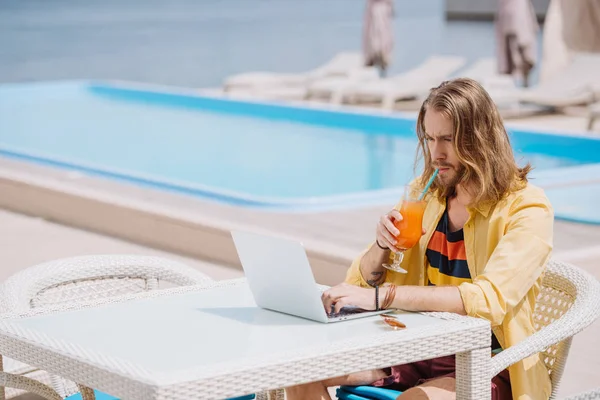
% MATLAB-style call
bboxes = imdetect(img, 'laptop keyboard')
[320,288,368,318]
[328,305,367,319]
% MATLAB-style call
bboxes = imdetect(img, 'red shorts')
[371,355,512,400]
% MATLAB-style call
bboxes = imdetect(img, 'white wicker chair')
[0,254,213,400]
[332,259,600,400]
[563,388,600,400]
[488,259,600,399]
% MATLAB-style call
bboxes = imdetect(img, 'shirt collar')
[432,192,493,218]
[470,201,493,218]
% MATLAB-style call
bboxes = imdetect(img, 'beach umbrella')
[562,0,600,53]
[363,0,394,77]
[540,0,600,83]
[495,0,540,87]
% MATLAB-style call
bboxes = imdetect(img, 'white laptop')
[231,229,390,323]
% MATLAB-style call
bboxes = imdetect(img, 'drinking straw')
[418,169,439,200]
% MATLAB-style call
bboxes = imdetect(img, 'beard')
[436,163,466,198]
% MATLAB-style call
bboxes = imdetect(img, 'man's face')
[423,109,464,190]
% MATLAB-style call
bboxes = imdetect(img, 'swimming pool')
[1,81,600,223]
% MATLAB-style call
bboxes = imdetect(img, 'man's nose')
[431,142,445,161]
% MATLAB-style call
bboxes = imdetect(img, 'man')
[286,78,553,400]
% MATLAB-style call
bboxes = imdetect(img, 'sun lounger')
[223,52,365,91]
[231,66,380,101]
[451,57,521,107]
[225,85,309,101]
[457,57,515,88]
[456,57,497,80]
[304,67,383,101]
[307,55,466,108]
[514,53,600,108]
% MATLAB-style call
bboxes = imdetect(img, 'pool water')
[0,82,586,206]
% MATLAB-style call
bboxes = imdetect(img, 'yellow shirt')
[345,182,553,400]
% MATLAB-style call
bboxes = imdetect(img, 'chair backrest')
[310,52,364,78]
[457,57,497,81]
[0,255,213,312]
[537,53,600,96]
[532,259,600,398]
[390,55,467,85]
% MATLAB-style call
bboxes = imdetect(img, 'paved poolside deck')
[2,110,599,399]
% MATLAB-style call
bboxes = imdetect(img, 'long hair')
[415,78,530,205]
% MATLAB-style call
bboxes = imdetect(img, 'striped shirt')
[426,206,470,287]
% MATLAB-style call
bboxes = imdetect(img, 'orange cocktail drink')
[394,199,427,250]
[383,185,427,273]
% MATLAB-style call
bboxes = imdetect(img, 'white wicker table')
[0,279,491,400]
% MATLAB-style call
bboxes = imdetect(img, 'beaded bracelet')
[375,285,380,311]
